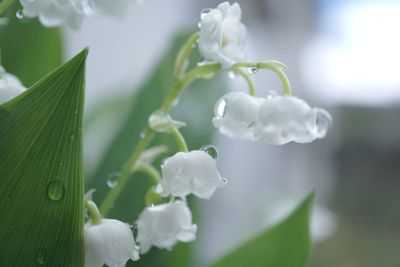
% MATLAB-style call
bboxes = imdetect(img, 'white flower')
[0,66,26,105]
[254,95,332,144]
[198,2,247,69]
[84,219,139,267]
[20,0,84,30]
[156,150,226,199]
[136,201,197,254]
[212,92,332,144]
[212,91,263,140]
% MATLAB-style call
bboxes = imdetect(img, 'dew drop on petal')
[221,178,228,185]
[215,98,227,118]
[247,66,258,74]
[47,181,65,201]
[200,145,219,159]
[228,71,236,79]
[106,172,120,188]
[36,249,47,265]
[312,108,332,138]
[200,8,211,19]
[16,10,24,19]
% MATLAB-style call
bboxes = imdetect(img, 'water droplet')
[16,10,24,19]
[140,131,145,139]
[215,98,227,118]
[266,90,277,99]
[247,66,258,74]
[197,22,202,28]
[312,108,332,138]
[172,98,180,107]
[228,71,236,79]
[200,145,219,159]
[47,181,65,201]
[221,178,228,185]
[200,8,211,19]
[106,172,120,188]
[36,249,47,265]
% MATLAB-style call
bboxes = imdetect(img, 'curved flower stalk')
[0,66,26,105]
[198,2,247,69]
[156,150,226,199]
[136,201,197,254]
[84,200,139,267]
[18,0,135,30]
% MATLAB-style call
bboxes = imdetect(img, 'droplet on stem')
[106,172,120,188]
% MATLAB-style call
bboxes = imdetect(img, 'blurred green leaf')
[209,193,314,267]
[0,50,87,266]
[87,33,226,267]
[0,3,62,86]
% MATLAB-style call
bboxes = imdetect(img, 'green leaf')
[87,33,226,267]
[0,49,87,266]
[0,3,62,86]
[209,193,314,267]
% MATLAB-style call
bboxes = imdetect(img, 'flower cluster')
[213,91,332,144]
[81,2,332,267]
[19,0,133,30]
[0,66,26,105]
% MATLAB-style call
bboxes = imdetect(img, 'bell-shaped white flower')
[198,2,247,69]
[84,218,139,267]
[148,111,186,133]
[136,201,197,254]
[20,0,84,30]
[254,95,332,144]
[0,66,26,105]
[156,150,226,199]
[212,91,263,140]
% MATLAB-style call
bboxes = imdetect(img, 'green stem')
[170,127,188,152]
[233,60,292,95]
[0,0,16,17]
[100,64,220,216]
[232,67,256,96]
[134,163,161,185]
[174,32,200,80]
[161,63,220,112]
[86,200,102,225]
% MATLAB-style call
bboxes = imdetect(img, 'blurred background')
[63,0,400,266]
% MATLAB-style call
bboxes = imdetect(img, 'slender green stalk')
[134,163,161,185]
[170,127,188,152]
[233,60,292,95]
[233,67,256,96]
[100,64,220,216]
[174,32,200,79]
[0,0,16,17]
[86,200,102,225]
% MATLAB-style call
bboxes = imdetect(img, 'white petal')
[0,69,26,105]
[84,219,138,267]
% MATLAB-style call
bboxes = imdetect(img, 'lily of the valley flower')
[198,2,247,69]
[213,92,332,144]
[0,66,26,105]
[254,95,332,144]
[156,150,226,199]
[212,91,263,140]
[136,201,197,254]
[84,219,139,267]
[19,0,134,30]
[20,0,84,30]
